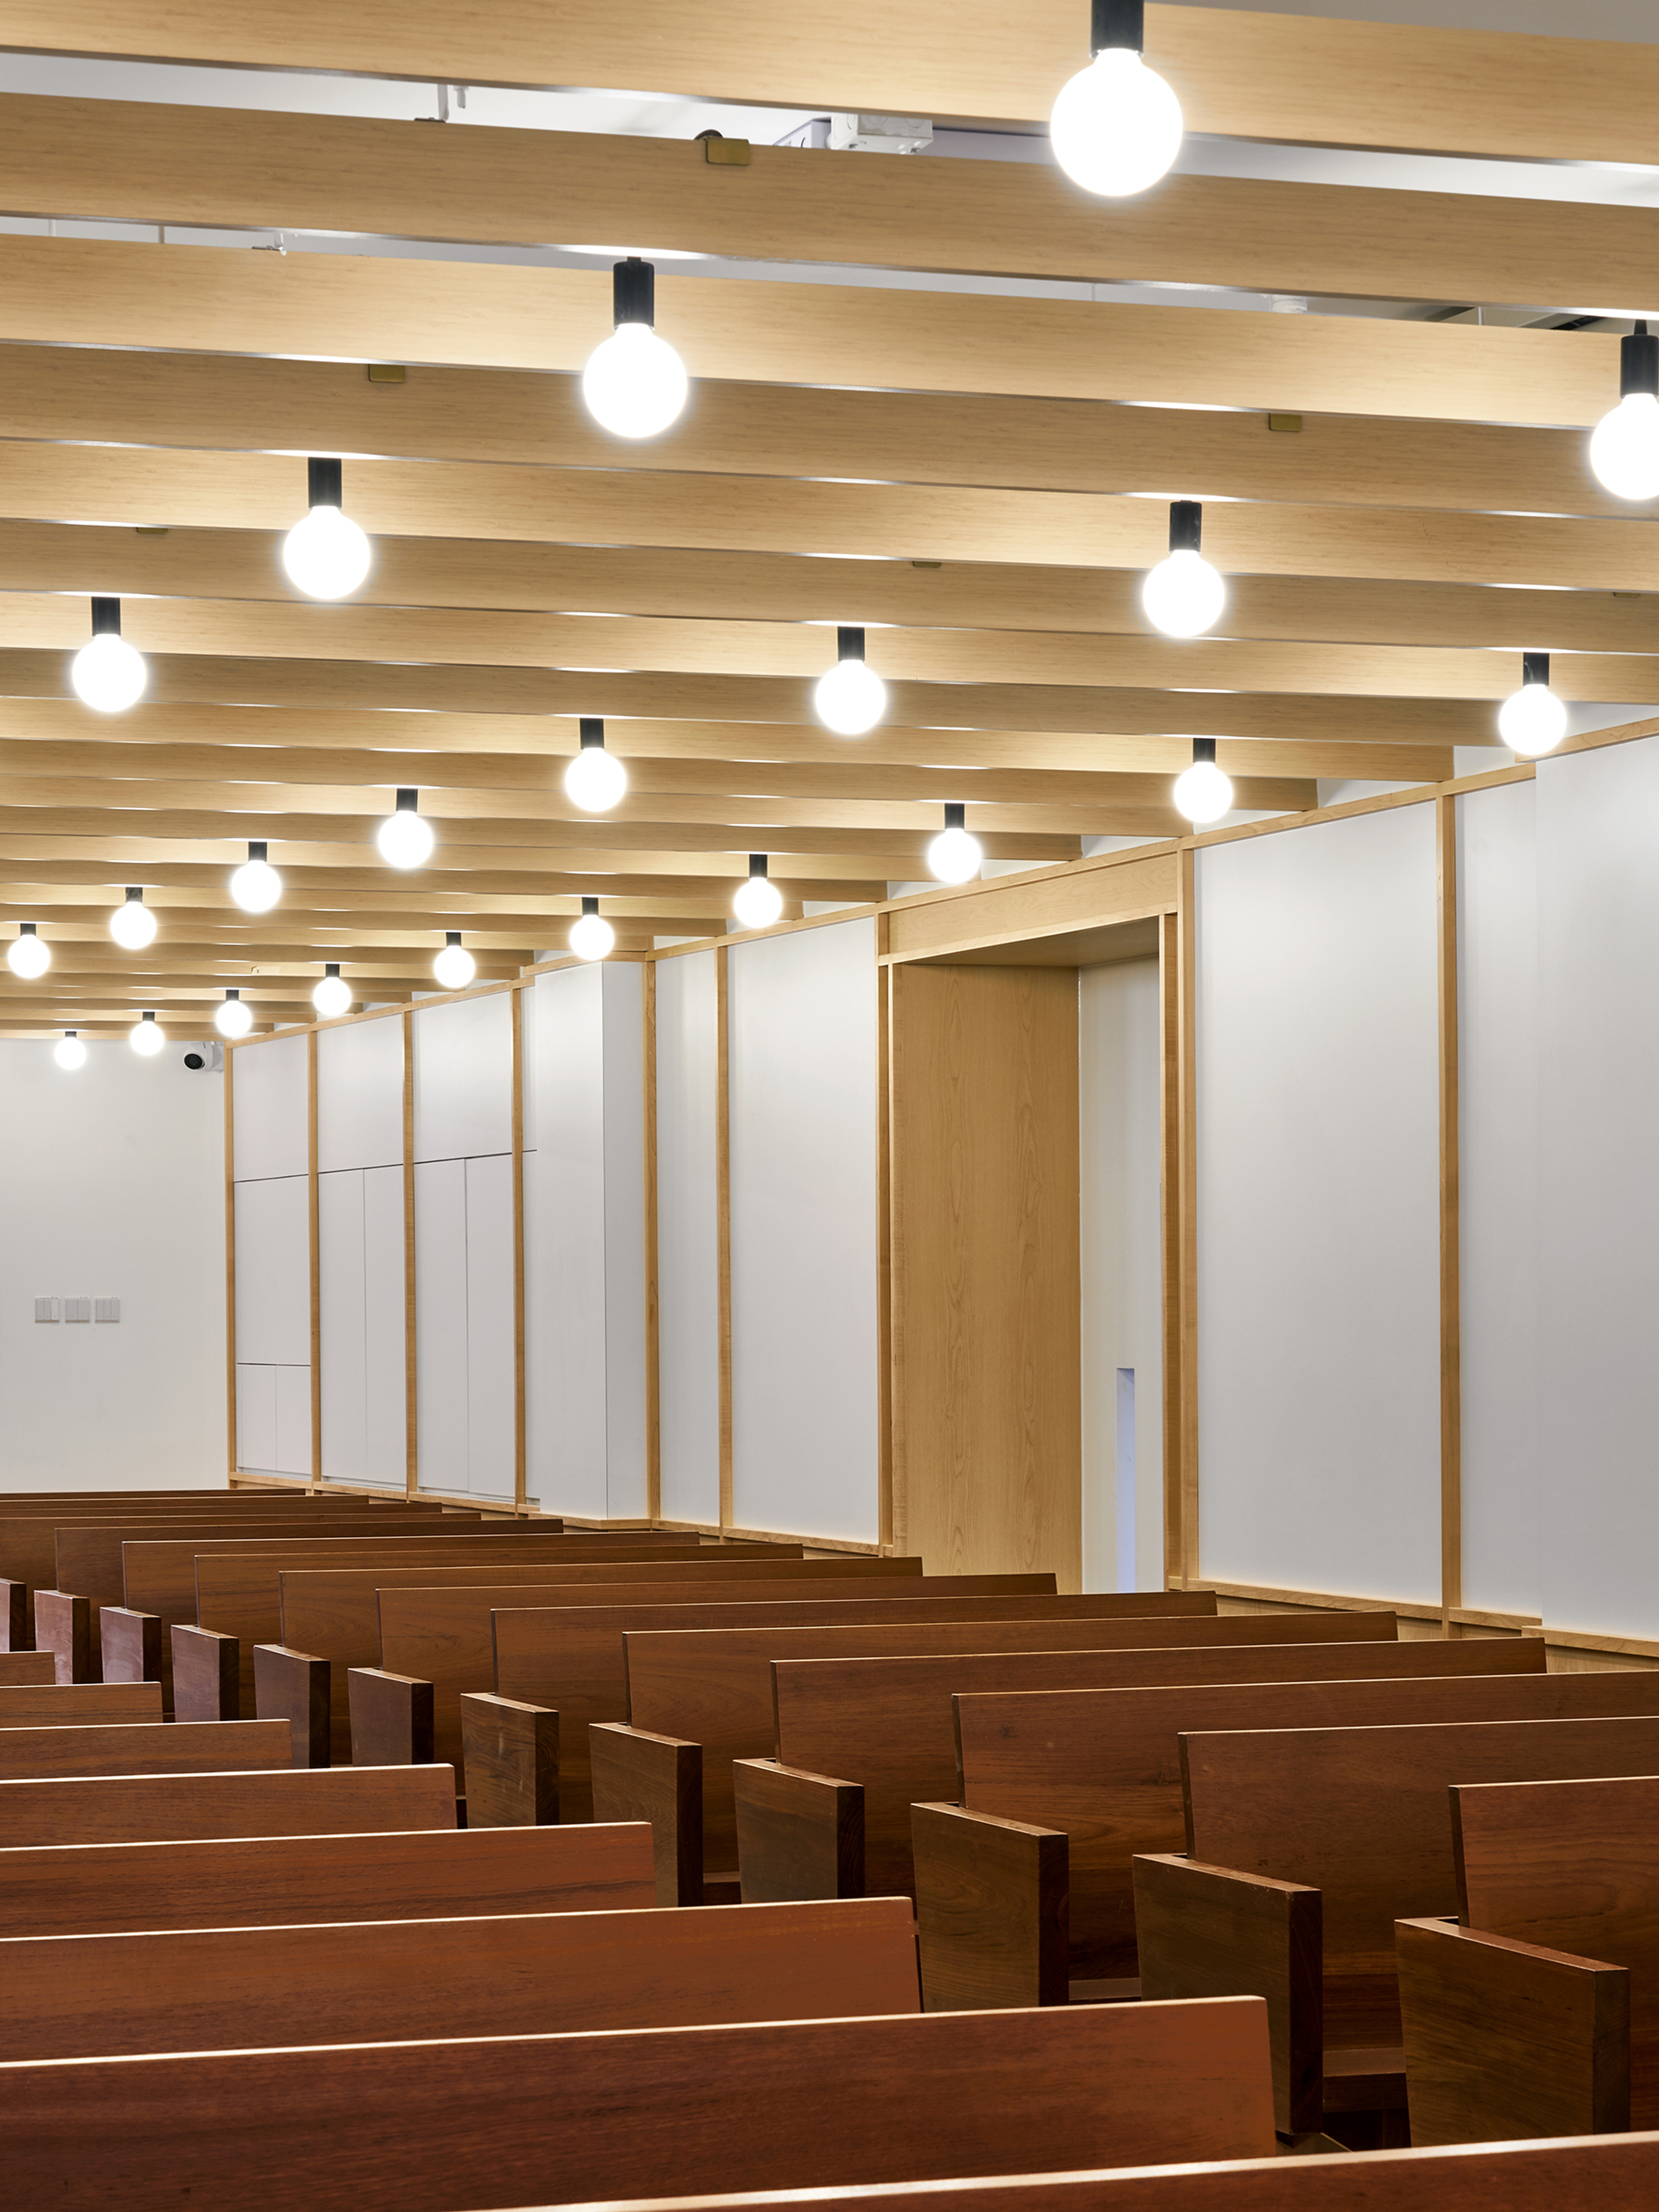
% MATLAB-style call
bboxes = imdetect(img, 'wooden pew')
[0,1895,925,2061]
[1135,1713,1659,2142]
[1397,1770,1659,2144]
[573,2133,1659,2212]
[0,1761,460,1845]
[0,1718,292,1780]
[604,1606,1319,1907]
[0,1682,163,1729]
[179,1540,812,1729]
[0,1996,1276,2212]
[0,1652,69,1687]
[731,1618,1405,1907]
[923,1653,1636,2014]
[0,1821,660,1937]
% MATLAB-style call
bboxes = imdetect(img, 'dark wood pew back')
[0,1652,54,1685]
[0,1996,1276,2212]
[0,1761,459,1845]
[0,1717,291,1780]
[0,1682,162,1727]
[0,1821,658,1937]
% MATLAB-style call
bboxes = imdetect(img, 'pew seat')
[0,1681,162,1728]
[0,1716,290,1781]
[0,1761,460,1845]
[0,1652,55,1685]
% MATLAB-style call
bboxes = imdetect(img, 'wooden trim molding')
[642,958,661,1525]
[401,1005,418,1497]
[715,942,733,1534]
[876,921,895,1556]
[1158,911,1182,1589]
[509,981,528,1512]
[223,1039,237,1477]
[1174,846,1199,1586]
[1437,791,1463,1631]
[305,1027,321,1490]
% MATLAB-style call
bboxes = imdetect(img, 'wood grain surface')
[458,1692,558,1829]
[0,1681,162,1730]
[0,1761,458,1847]
[0,1717,290,1783]
[0,1653,55,1686]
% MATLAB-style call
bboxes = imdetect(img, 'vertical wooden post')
[306,1028,322,1490]
[223,1040,238,1478]
[715,943,733,1534]
[510,982,528,1512]
[642,959,661,1525]
[402,1006,419,1498]
[876,918,894,1557]
[1437,792,1463,1634]
[1176,848,1200,1589]
[1158,911,1182,1589]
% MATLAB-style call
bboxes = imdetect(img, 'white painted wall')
[1195,804,1443,1605]
[655,949,721,1527]
[1079,960,1164,1593]
[0,1038,225,1491]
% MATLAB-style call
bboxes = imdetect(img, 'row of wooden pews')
[0,1483,1653,2208]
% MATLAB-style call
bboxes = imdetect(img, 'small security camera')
[182,1041,224,1072]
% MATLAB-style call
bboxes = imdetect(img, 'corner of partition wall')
[1160,853,1198,1590]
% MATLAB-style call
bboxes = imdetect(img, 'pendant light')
[1144,502,1226,638]
[569,896,615,962]
[733,853,783,931]
[70,597,148,713]
[130,1010,165,1056]
[54,1030,86,1070]
[312,963,353,1019]
[110,886,158,949]
[814,627,888,737]
[1589,321,1659,502]
[215,988,253,1039]
[282,458,373,600]
[434,932,475,989]
[1498,651,1569,758]
[582,258,688,441]
[1051,0,1184,199]
[377,788,434,870]
[6,922,50,979]
[229,841,283,914]
[564,718,628,813]
[1173,737,1234,825]
[928,802,983,886]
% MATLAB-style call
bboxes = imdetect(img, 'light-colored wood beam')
[0,851,889,899]
[10,2,1659,166]
[0,235,1620,427]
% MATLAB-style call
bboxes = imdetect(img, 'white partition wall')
[655,950,721,1527]
[232,1033,311,1477]
[524,962,648,1519]
[727,917,880,1545]
[1195,804,1442,1604]
[316,1014,406,1488]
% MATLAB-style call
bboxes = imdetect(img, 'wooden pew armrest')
[733,1757,864,1907]
[100,1605,162,1688]
[912,1800,1068,2012]
[460,1692,557,1828]
[252,1643,331,1769]
[348,1666,435,1768]
[171,1624,241,1721]
[1397,1916,1630,2147]
[1134,1851,1323,2137]
[591,1722,702,1907]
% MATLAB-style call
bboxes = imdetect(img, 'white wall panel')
[274,1364,313,1477]
[728,918,880,1545]
[235,1362,276,1475]
[601,964,648,1517]
[1536,735,1659,1638]
[317,1015,403,1173]
[1457,782,1541,1617]
[415,1157,469,1494]
[233,1174,310,1367]
[318,1168,367,1482]
[465,1152,517,1498]
[362,1164,407,1487]
[655,949,721,1526]
[231,1033,308,1181]
[413,992,513,1163]
[519,982,537,1152]
[1196,805,1441,1604]
[1080,960,1163,1594]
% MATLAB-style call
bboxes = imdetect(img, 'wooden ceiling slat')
[0,236,1618,427]
[9,2,1659,165]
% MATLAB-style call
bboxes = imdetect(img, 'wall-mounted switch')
[63,1297,91,1323]
[94,1297,121,1323]
[33,1297,59,1322]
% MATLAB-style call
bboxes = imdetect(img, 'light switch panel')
[94,1297,120,1323]
[33,1297,59,1323]
[63,1296,91,1324]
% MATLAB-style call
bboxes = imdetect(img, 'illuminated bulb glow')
[928,805,982,886]
[71,598,147,713]
[313,971,353,1020]
[434,938,476,989]
[1050,48,1183,200]
[282,503,373,601]
[583,323,688,439]
[1591,324,1659,501]
[110,890,157,949]
[7,927,50,979]
[814,629,888,737]
[1498,657,1569,758]
[229,844,283,915]
[565,721,628,813]
[216,994,253,1039]
[377,794,435,870]
[130,1012,165,1056]
[1173,753,1234,826]
[1144,547,1226,637]
[570,903,615,961]
[54,1032,86,1071]
[733,858,783,931]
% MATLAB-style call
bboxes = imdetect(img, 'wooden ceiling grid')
[0,4,1655,1032]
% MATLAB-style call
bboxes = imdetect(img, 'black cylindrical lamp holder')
[1091,0,1145,51]
[247,842,268,862]
[1169,500,1203,553]
[748,854,769,880]
[1522,651,1551,688]
[581,895,600,917]
[613,257,655,327]
[395,789,418,814]
[91,596,122,636]
[1192,737,1218,766]
[308,457,343,508]
[579,718,606,748]
[324,963,341,979]
[944,802,966,831]
[837,626,866,662]
[446,931,462,947]
[1621,321,1659,399]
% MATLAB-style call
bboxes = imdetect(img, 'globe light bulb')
[1173,753,1234,826]
[565,725,628,814]
[54,1032,86,1071]
[109,890,158,949]
[583,324,689,441]
[1590,325,1659,500]
[312,970,353,1019]
[928,805,982,885]
[70,598,148,713]
[1144,548,1226,639]
[7,927,50,979]
[282,503,373,601]
[569,906,615,962]
[1050,48,1184,200]
[377,795,434,870]
[1498,658,1569,758]
[733,864,784,931]
[229,845,283,915]
[814,630,888,737]
[215,993,253,1039]
[130,1012,165,1056]
[433,938,476,989]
